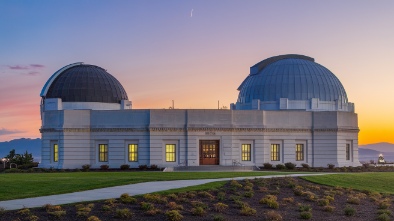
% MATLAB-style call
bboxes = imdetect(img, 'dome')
[237,54,348,104]
[40,63,128,103]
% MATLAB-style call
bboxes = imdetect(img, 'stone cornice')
[40,127,359,133]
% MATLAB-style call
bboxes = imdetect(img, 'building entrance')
[199,140,220,165]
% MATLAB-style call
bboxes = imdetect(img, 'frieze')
[40,127,359,133]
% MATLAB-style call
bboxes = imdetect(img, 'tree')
[5,149,34,165]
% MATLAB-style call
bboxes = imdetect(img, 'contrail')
[191,9,193,17]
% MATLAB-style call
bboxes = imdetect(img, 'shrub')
[101,205,111,211]
[301,163,310,169]
[48,210,66,218]
[105,198,116,206]
[17,208,31,216]
[198,191,215,199]
[230,179,243,188]
[240,206,256,216]
[325,195,335,202]
[378,200,391,209]
[377,213,390,221]
[212,214,225,221]
[282,197,294,204]
[265,210,283,221]
[191,206,206,216]
[165,210,183,221]
[285,162,296,169]
[150,164,158,169]
[115,208,133,218]
[318,199,329,206]
[323,205,335,212]
[143,193,168,204]
[120,193,137,204]
[87,216,101,221]
[263,163,273,169]
[298,204,311,212]
[244,191,254,198]
[213,202,228,212]
[259,195,279,209]
[303,191,317,201]
[190,200,208,209]
[100,164,109,170]
[140,202,155,211]
[139,164,148,170]
[344,206,356,216]
[327,164,335,169]
[82,164,91,171]
[377,209,392,216]
[275,164,285,170]
[120,164,130,170]
[300,211,312,219]
[347,196,360,205]
[145,208,161,216]
[217,191,226,201]
[75,203,94,217]
[167,202,183,210]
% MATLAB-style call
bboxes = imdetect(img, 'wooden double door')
[199,140,220,165]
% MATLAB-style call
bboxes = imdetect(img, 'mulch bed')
[0,177,392,221]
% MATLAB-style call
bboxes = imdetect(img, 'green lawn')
[302,172,394,194]
[0,171,298,201]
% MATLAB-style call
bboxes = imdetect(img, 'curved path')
[0,173,329,211]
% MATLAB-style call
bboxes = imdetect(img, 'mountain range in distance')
[0,138,393,164]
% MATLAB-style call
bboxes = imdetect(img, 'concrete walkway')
[0,173,328,211]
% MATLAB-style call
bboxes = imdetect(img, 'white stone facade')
[39,108,360,169]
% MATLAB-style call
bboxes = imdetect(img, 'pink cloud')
[30,64,45,68]
[0,128,24,136]
[27,71,40,76]
[7,65,29,70]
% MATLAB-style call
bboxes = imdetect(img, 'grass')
[0,171,299,201]
[302,172,394,194]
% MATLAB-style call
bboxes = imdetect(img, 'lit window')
[241,144,251,161]
[99,144,108,162]
[271,144,280,161]
[346,144,350,160]
[54,144,58,162]
[165,144,176,162]
[128,144,138,162]
[295,144,304,161]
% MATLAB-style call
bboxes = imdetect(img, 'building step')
[168,165,257,172]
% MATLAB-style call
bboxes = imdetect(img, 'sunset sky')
[0,1,393,144]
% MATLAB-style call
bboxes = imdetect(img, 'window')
[99,144,108,162]
[295,144,304,161]
[165,144,176,162]
[346,144,350,160]
[128,144,138,162]
[53,144,58,162]
[241,144,251,161]
[271,144,280,161]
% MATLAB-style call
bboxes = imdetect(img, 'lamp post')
[1,158,8,169]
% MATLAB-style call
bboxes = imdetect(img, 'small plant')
[259,195,279,209]
[377,209,392,216]
[303,191,317,201]
[167,193,178,200]
[282,197,294,204]
[318,198,329,206]
[120,164,130,170]
[377,213,391,221]
[167,202,183,210]
[87,216,101,221]
[298,204,312,212]
[100,164,109,170]
[265,210,283,221]
[285,162,296,169]
[324,195,335,202]
[140,202,155,211]
[263,163,273,169]
[275,164,285,169]
[347,196,360,205]
[230,179,243,188]
[213,202,229,212]
[212,214,225,221]
[82,164,91,171]
[104,198,116,206]
[198,191,215,199]
[378,200,391,209]
[143,193,168,204]
[120,193,137,204]
[145,208,161,216]
[293,185,304,196]
[344,205,356,216]
[191,206,206,216]
[240,206,256,216]
[139,164,148,170]
[75,203,94,217]
[115,208,133,218]
[323,205,335,212]
[244,191,254,198]
[327,163,335,169]
[300,211,312,219]
[17,208,31,216]
[101,205,111,211]
[217,191,226,201]
[301,163,310,169]
[165,210,183,221]
[150,164,158,169]
[190,200,208,209]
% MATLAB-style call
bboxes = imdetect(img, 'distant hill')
[359,142,394,163]
[0,138,41,162]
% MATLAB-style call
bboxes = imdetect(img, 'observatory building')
[39,55,360,169]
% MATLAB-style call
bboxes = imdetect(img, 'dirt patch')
[0,177,392,221]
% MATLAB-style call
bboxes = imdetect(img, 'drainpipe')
[311,112,315,167]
